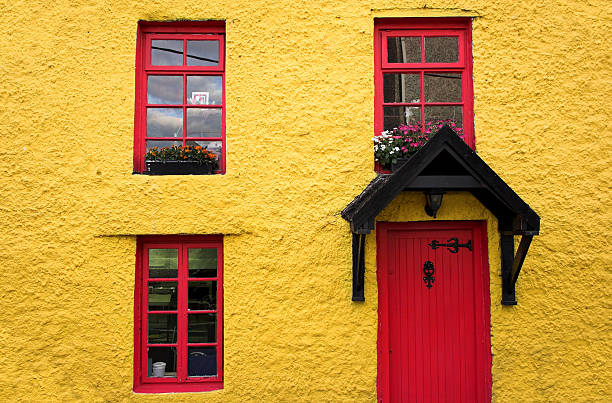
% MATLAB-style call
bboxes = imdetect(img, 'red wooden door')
[377,221,491,403]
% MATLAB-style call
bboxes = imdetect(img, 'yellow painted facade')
[1,0,610,401]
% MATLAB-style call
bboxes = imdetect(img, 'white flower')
[390,150,394,154]
[395,147,400,151]
[381,145,385,150]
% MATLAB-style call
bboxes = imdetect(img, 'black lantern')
[425,190,445,218]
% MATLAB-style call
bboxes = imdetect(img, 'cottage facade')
[1,1,610,401]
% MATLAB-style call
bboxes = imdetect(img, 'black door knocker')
[428,237,472,253]
[423,261,435,289]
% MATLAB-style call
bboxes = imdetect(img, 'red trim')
[134,235,224,393]
[374,17,475,165]
[376,221,492,402]
[134,22,226,174]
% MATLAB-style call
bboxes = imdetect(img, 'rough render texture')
[0,0,610,401]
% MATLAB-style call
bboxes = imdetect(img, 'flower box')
[144,145,218,175]
[145,161,214,175]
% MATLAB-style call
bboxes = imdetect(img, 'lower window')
[134,235,223,393]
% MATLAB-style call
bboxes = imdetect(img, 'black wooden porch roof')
[341,126,541,235]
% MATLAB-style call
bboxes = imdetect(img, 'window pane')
[188,314,216,343]
[189,281,217,311]
[424,73,462,102]
[424,37,459,63]
[189,248,217,278]
[425,106,463,129]
[148,282,178,311]
[146,140,183,153]
[187,109,222,138]
[148,314,177,344]
[383,106,421,131]
[188,347,217,377]
[148,347,177,378]
[387,36,420,63]
[187,40,219,67]
[186,140,222,168]
[148,248,178,278]
[187,76,223,105]
[147,76,183,105]
[151,40,183,66]
[146,108,183,138]
[383,73,420,103]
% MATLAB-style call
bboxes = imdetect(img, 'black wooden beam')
[512,235,533,287]
[404,175,482,189]
[352,233,366,301]
[500,233,517,305]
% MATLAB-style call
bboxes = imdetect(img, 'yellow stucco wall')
[1,0,610,401]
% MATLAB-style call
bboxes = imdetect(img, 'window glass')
[146,108,183,138]
[147,76,183,104]
[187,40,219,66]
[383,106,421,131]
[424,36,459,63]
[151,40,183,66]
[384,73,420,103]
[387,36,420,63]
[187,76,223,105]
[148,249,178,278]
[424,73,462,102]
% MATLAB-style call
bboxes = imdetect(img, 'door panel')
[377,221,491,403]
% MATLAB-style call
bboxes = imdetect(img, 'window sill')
[134,381,223,394]
[135,171,224,176]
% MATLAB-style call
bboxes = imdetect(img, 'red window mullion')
[216,244,224,379]
[420,70,425,131]
[177,244,187,381]
[182,73,187,146]
[141,248,150,379]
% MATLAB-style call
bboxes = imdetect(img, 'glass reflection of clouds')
[151,40,183,66]
[187,41,219,67]
[148,76,183,105]
[187,76,222,105]
[187,109,222,137]
[146,140,182,151]
[147,108,183,138]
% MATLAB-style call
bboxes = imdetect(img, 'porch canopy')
[341,126,540,305]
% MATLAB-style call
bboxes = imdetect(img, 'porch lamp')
[424,190,445,218]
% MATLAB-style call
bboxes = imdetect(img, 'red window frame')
[374,18,475,149]
[134,21,226,173]
[133,235,223,393]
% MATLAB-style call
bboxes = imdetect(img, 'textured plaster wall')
[0,0,610,401]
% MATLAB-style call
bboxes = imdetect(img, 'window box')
[145,161,214,175]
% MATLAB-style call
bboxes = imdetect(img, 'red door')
[377,221,491,403]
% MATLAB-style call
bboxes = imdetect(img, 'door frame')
[376,220,492,402]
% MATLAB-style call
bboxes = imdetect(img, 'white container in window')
[152,362,166,377]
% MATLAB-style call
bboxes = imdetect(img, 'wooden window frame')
[134,21,226,174]
[133,235,224,393]
[374,18,475,149]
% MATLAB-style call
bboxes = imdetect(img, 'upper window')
[134,21,226,173]
[134,235,223,393]
[374,18,474,148]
